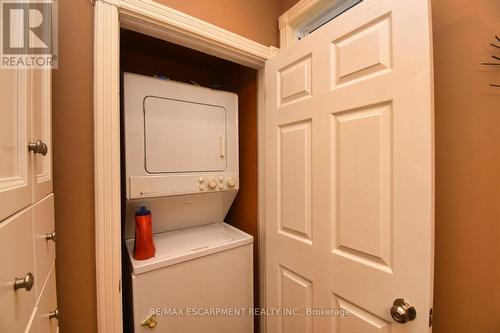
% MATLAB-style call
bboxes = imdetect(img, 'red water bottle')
[133,206,155,260]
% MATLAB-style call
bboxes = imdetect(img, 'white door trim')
[279,0,336,48]
[93,1,273,332]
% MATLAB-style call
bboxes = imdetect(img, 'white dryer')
[123,73,253,332]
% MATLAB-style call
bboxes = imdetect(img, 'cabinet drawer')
[0,207,36,333]
[33,194,55,298]
[31,263,58,333]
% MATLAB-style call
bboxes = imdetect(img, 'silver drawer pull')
[14,272,34,291]
[45,231,57,242]
[49,308,59,320]
[28,140,48,156]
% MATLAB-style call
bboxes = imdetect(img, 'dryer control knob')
[207,178,217,189]
[227,177,236,188]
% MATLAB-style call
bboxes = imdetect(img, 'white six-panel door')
[265,0,434,332]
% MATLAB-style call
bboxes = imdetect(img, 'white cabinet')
[0,208,36,333]
[0,66,57,333]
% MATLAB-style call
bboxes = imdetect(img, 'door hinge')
[429,308,433,327]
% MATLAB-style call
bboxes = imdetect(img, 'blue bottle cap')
[135,206,151,216]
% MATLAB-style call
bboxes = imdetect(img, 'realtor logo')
[1,0,58,68]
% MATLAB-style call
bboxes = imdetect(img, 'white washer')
[126,223,253,332]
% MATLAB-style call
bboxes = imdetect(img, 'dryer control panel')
[198,175,237,192]
[129,173,239,199]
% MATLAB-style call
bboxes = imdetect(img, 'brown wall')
[153,0,279,46]
[431,0,500,332]
[54,1,278,332]
[278,0,298,16]
[223,67,259,330]
[53,0,97,333]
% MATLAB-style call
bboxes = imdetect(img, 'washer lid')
[126,222,253,275]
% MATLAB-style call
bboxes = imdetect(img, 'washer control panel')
[198,175,238,192]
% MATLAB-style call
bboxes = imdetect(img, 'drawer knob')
[45,231,57,242]
[14,272,34,291]
[49,308,59,320]
[28,140,48,156]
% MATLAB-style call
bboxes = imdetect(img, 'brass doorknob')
[390,298,417,323]
[28,140,48,156]
[14,272,34,291]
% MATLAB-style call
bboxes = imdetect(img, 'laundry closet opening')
[119,29,259,332]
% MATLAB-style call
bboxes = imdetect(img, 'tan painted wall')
[52,0,97,333]
[431,0,500,332]
[153,0,279,46]
[53,1,279,332]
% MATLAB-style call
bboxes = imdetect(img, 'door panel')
[278,120,312,243]
[333,103,392,269]
[332,294,391,332]
[0,69,31,221]
[32,69,53,202]
[278,55,312,106]
[265,1,434,332]
[279,266,313,333]
[331,14,392,88]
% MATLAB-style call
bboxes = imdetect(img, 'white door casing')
[265,0,434,332]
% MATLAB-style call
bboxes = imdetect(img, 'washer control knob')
[207,178,217,189]
[227,177,236,188]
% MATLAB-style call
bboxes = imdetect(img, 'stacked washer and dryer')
[123,73,254,332]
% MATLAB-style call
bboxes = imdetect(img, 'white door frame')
[279,0,339,48]
[93,1,275,332]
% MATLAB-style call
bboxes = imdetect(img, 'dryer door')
[144,96,227,173]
